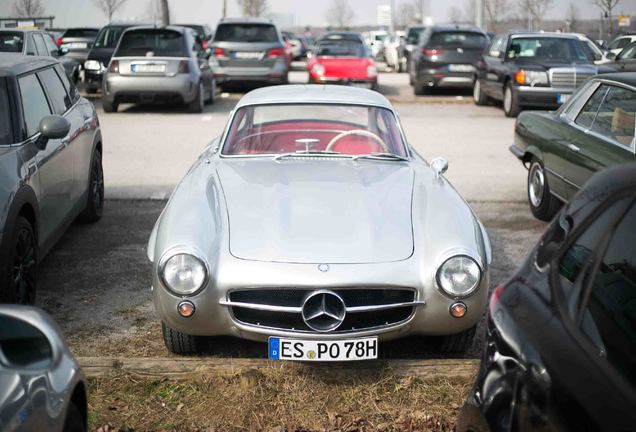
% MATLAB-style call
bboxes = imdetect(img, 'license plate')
[131,63,165,73]
[448,64,475,72]
[557,94,570,104]
[234,51,261,59]
[268,336,378,361]
[64,42,87,49]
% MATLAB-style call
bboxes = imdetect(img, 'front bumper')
[103,73,198,104]
[152,258,489,342]
[516,86,574,108]
[309,76,377,89]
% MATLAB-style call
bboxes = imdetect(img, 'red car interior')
[224,120,389,155]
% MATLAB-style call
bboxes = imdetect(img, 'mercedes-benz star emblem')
[301,290,346,332]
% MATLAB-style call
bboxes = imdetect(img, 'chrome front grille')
[549,68,595,88]
[221,288,423,333]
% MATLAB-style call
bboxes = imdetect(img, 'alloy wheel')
[473,80,481,103]
[92,153,104,212]
[13,226,36,304]
[504,86,512,113]
[528,163,545,208]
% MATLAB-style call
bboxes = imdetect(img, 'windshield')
[407,27,424,43]
[316,41,367,57]
[116,29,186,57]
[0,32,23,53]
[214,24,278,43]
[429,31,487,49]
[507,37,592,62]
[94,26,125,48]
[222,104,407,157]
[63,28,98,38]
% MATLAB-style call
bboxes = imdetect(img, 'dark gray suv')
[208,18,289,89]
[0,56,104,304]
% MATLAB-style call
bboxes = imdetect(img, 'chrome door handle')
[567,143,580,152]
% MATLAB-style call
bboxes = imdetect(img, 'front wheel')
[0,216,37,305]
[503,82,521,117]
[527,159,561,221]
[102,98,118,113]
[77,149,104,223]
[473,78,488,106]
[162,322,203,354]
[438,325,476,354]
[63,402,85,432]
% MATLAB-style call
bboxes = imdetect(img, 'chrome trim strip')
[219,299,425,313]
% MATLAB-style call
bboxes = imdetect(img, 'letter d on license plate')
[269,337,378,361]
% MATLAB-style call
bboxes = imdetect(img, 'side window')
[590,86,636,147]
[42,33,59,56]
[32,33,47,56]
[575,84,609,129]
[18,73,52,137]
[487,36,504,58]
[0,78,13,144]
[25,34,36,55]
[55,64,79,104]
[38,67,71,114]
[580,201,636,388]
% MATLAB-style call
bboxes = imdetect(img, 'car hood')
[316,57,372,78]
[217,159,414,264]
[512,59,597,70]
[87,47,115,64]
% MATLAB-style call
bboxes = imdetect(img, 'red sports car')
[307,37,378,90]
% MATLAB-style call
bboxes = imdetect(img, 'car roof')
[218,17,274,25]
[592,72,636,88]
[507,31,579,39]
[0,55,58,77]
[429,25,485,33]
[236,85,393,110]
[123,25,189,34]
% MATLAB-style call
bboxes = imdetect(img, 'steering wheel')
[325,129,389,153]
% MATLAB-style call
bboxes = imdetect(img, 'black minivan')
[409,26,488,95]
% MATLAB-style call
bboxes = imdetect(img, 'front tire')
[527,159,561,221]
[414,81,429,96]
[438,325,476,354]
[0,216,37,305]
[63,402,85,432]
[102,98,118,113]
[162,322,203,354]
[77,149,104,223]
[503,81,521,117]
[473,78,488,106]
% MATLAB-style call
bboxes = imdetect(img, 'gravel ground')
[37,199,546,359]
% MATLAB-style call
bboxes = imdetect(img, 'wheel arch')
[3,186,39,249]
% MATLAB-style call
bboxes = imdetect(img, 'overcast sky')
[0,0,634,29]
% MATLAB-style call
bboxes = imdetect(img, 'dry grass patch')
[88,365,470,431]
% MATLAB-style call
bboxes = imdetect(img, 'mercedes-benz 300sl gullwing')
[147,85,492,359]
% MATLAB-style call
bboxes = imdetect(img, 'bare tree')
[326,0,354,29]
[396,3,417,27]
[411,0,427,23]
[462,0,476,23]
[449,5,463,24]
[565,1,578,32]
[237,0,267,17]
[593,0,621,37]
[518,0,553,30]
[12,0,44,17]
[485,0,511,32]
[93,0,128,21]
[160,0,170,25]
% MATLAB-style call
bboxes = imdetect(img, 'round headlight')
[84,60,102,71]
[311,63,325,76]
[367,65,378,77]
[436,256,481,297]
[161,253,207,295]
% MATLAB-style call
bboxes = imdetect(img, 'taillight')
[56,37,63,46]
[108,60,119,74]
[178,60,190,74]
[212,47,227,57]
[201,40,208,50]
[267,48,286,58]
[422,48,445,57]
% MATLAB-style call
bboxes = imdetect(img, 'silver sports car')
[147,85,492,359]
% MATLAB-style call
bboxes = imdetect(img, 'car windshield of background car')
[117,30,186,57]
[508,38,591,63]
[316,41,366,57]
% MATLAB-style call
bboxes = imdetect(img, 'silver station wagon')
[147,85,492,360]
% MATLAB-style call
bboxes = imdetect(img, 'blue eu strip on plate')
[268,337,280,360]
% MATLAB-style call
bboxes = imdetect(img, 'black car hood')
[87,47,115,64]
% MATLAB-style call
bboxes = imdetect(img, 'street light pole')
[222,0,227,18]
[475,0,485,30]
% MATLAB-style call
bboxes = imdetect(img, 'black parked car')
[56,27,99,64]
[409,26,488,95]
[0,56,103,304]
[473,32,612,117]
[403,25,426,73]
[457,163,636,432]
[176,23,213,49]
[0,29,81,84]
[83,23,148,94]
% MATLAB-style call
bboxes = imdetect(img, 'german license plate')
[131,63,165,73]
[268,336,378,361]
[234,51,261,59]
[64,42,87,49]
[449,64,475,72]
[557,94,570,104]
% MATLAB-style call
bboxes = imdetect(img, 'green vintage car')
[510,72,636,221]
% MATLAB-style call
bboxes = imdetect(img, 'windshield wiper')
[274,150,343,161]
[352,153,409,162]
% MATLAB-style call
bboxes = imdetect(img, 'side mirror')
[0,314,53,370]
[430,157,448,178]
[607,51,617,60]
[37,115,70,149]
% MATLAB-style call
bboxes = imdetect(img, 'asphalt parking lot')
[37,70,546,359]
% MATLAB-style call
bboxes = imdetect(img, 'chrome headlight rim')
[158,247,210,297]
[434,252,483,299]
